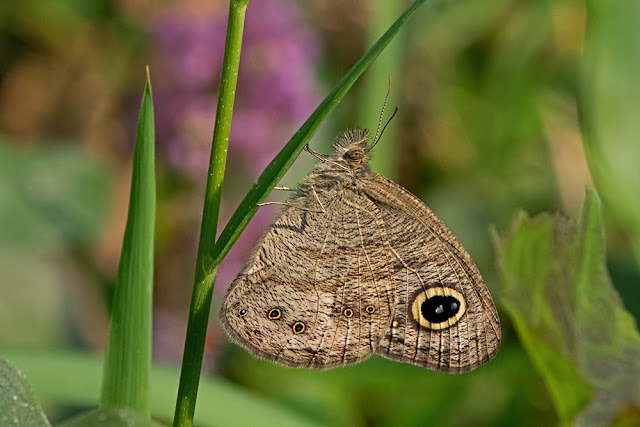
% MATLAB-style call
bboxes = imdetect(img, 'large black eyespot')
[344,308,353,318]
[365,305,375,314]
[411,287,466,330]
[239,309,247,316]
[292,321,306,334]
[421,295,460,323]
[268,308,282,320]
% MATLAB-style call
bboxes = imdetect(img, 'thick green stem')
[173,1,249,426]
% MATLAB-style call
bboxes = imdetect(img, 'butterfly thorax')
[301,158,372,201]
[301,162,368,196]
[300,128,373,193]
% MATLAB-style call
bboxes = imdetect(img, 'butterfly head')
[330,128,372,172]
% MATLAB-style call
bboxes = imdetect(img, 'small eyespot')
[239,309,247,316]
[232,302,239,308]
[365,305,375,314]
[292,321,306,334]
[344,308,353,318]
[268,308,282,320]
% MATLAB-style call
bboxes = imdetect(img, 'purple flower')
[149,0,321,177]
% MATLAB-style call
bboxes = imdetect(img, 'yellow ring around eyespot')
[411,287,467,330]
[292,321,306,334]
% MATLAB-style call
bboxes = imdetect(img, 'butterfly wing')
[220,189,395,368]
[362,172,501,373]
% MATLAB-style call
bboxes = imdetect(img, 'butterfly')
[219,124,501,373]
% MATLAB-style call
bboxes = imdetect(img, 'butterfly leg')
[257,183,325,213]
[256,200,323,213]
[305,144,350,171]
[304,143,327,161]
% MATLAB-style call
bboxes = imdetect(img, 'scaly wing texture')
[362,172,501,373]
[220,189,395,368]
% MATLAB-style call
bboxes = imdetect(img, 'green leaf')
[2,349,322,427]
[581,0,640,264]
[0,357,50,427]
[493,189,640,425]
[100,70,156,415]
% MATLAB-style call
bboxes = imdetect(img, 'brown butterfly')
[220,118,500,373]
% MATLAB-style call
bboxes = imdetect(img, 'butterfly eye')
[239,309,247,316]
[292,321,306,334]
[344,148,365,161]
[268,308,282,320]
[411,287,466,330]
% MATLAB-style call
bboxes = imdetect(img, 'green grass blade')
[100,69,156,416]
[174,1,249,425]
[211,0,428,268]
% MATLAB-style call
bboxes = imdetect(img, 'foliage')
[494,190,640,426]
[0,357,49,427]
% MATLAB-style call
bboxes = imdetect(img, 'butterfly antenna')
[371,106,398,150]
[371,76,392,147]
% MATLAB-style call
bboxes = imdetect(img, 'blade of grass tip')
[100,68,155,416]
[173,1,249,426]
[211,0,428,269]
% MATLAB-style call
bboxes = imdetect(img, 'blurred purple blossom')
[150,0,321,175]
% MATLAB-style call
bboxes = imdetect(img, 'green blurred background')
[1,0,639,425]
